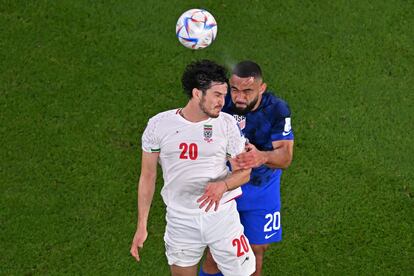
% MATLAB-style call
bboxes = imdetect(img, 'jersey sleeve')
[141,116,161,153]
[270,101,294,141]
[225,115,246,158]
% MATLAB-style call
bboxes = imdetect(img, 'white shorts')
[164,200,256,276]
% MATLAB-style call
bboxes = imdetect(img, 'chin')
[209,112,220,118]
[233,107,249,115]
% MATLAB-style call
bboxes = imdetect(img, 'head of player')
[230,61,267,115]
[181,59,228,119]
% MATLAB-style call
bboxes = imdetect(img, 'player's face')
[199,82,227,118]
[230,75,266,115]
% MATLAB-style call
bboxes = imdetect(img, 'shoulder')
[148,109,179,124]
[143,109,179,141]
[218,112,237,125]
[262,92,292,117]
[145,109,179,132]
[218,112,244,140]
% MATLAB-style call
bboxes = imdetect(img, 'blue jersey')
[223,92,294,211]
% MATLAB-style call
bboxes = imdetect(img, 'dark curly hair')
[181,59,228,98]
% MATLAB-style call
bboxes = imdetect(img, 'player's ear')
[260,82,267,94]
[193,88,202,100]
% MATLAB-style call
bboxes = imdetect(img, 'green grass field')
[1,0,413,275]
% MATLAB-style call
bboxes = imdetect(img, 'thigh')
[165,243,205,268]
[164,210,205,267]
[170,264,198,276]
[239,207,282,245]
[207,202,256,276]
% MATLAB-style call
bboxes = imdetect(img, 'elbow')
[280,148,293,169]
[279,155,293,169]
[282,160,292,169]
[140,171,157,183]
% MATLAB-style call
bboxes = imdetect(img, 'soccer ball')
[176,9,217,49]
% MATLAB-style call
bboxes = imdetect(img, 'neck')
[251,95,263,112]
[180,101,209,122]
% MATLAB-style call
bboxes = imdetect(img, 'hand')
[130,227,148,262]
[235,143,267,169]
[197,181,227,212]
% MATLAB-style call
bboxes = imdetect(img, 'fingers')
[197,182,226,211]
[197,191,210,209]
[236,152,252,163]
[236,150,261,168]
[214,201,220,212]
[198,198,218,212]
[204,200,215,212]
[197,194,208,203]
[130,244,141,262]
[198,198,208,209]
[235,155,252,169]
[131,231,146,262]
[197,193,218,212]
[245,143,255,151]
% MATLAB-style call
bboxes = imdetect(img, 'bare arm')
[224,158,252,189]
[263,140,294,169]
[130,151,159,262]
[197,161,251,212]
[235,140,294,169]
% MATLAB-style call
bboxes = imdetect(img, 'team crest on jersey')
[233,115,246,130]
[203,124,213,143]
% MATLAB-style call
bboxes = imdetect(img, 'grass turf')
[1,0,413,274]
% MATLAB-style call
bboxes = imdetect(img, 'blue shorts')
[238,208,282,245]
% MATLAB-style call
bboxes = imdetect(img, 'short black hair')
[232,60,262,79]
[181,59,228,98]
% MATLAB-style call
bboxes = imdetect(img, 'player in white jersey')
[130,60,256,276]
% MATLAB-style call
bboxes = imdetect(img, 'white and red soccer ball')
[176,9,217,49]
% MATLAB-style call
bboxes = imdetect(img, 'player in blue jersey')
[199,61,294,276]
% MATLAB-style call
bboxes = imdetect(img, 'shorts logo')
[203,124,213,143]
[265,232,277,239]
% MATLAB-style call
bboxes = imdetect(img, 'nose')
[235,93,246,102]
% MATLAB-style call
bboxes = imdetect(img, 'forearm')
[263,146,292,169]
[223,168,251,191]
[137,174,156,229]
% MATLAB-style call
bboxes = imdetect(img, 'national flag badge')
[203,124,213,143]
[233,115,246,130]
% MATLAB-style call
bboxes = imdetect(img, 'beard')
[199,97,221,118]
[232,96,259,115]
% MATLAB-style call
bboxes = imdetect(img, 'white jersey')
[142,109,246,214]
